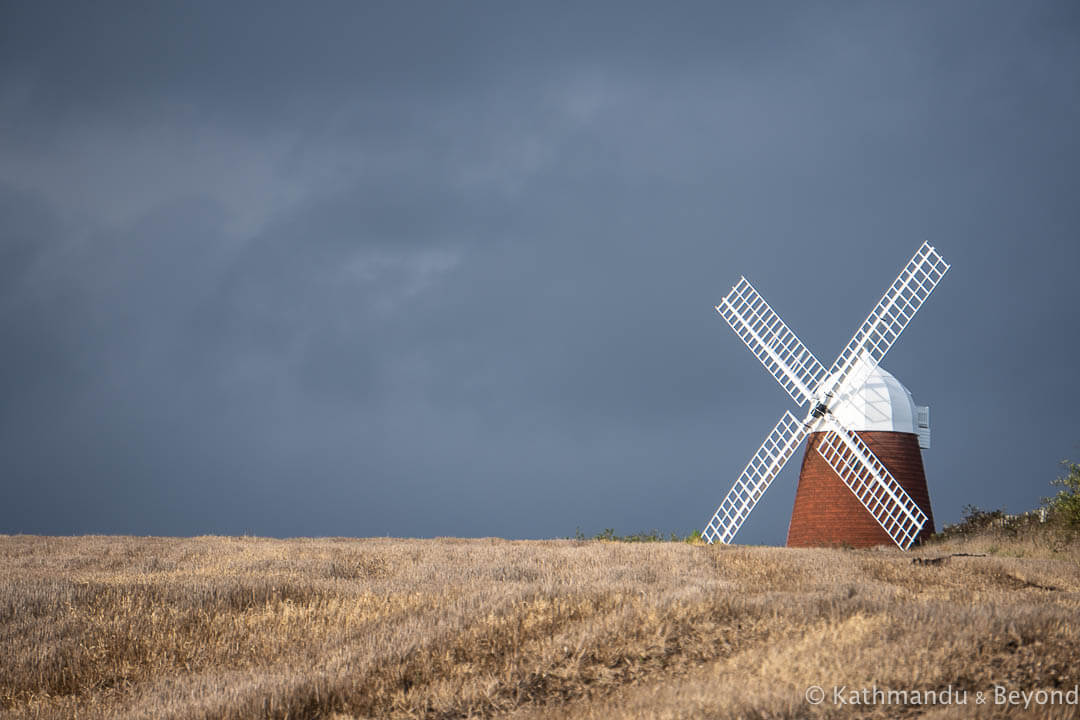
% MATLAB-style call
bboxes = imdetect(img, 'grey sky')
[2,1,1078,541]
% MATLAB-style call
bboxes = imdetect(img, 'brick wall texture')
[786,431,936,548]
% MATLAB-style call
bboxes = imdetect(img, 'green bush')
[1044,460,1080,528]
[936,504,1045,541]
[571,527,702,543]
[938,504,1008,539]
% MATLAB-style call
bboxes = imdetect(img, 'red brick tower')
[787,431,935,547]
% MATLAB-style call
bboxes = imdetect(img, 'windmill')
[702,242,950,550]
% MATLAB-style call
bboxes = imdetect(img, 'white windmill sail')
[704,242,949,549]
[814,417,928,550]
[702,411,808,545]
[819,242,950,411]
[716,277,827,407]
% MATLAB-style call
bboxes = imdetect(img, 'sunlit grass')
[0,533,1077,718]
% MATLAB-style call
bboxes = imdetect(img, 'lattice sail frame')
[716,277,827,407]
[820,243,950,412]
[702,411,808,545]
[815,418,928,549]
[704,242,950,549]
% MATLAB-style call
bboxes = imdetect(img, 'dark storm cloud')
[1,1,1078,540]
[0,2,798,114]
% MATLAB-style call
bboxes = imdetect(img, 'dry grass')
[1,534,1078,719]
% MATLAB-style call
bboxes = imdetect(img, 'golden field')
[1,532,1078,719]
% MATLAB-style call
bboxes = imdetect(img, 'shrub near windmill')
[703,243,950,549]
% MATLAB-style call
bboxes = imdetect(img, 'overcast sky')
[2,1,1078,542]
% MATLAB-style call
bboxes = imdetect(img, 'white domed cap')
[826,363,918,434]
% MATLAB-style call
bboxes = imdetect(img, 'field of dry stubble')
[1,533,1079,719]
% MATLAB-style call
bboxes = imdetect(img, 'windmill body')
[787,364,935,547]
[702,243,950,550]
